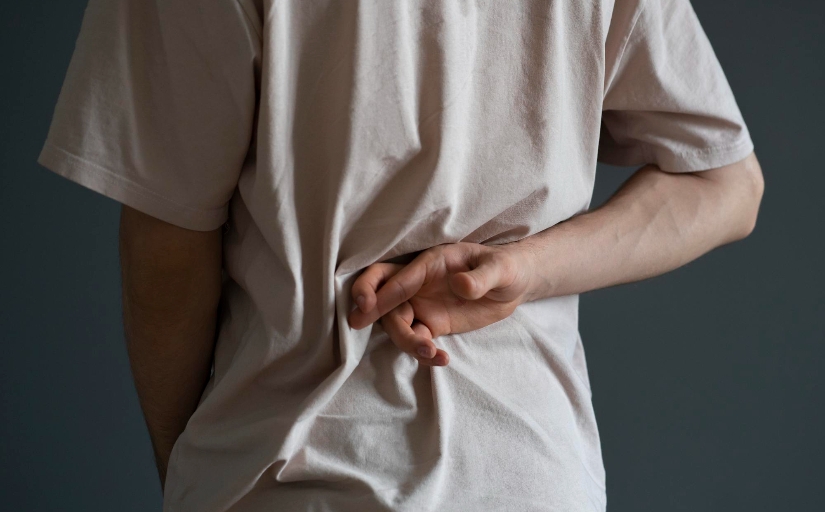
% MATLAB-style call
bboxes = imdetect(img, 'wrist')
[503,235,555,304]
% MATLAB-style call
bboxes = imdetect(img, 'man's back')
[37,1,754,510]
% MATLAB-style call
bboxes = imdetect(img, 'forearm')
[513,153,763,301]
[118,206,224,491]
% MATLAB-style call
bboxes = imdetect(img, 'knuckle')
[377,262,401,276]
[351,281,366,296]
[389,279,411,303]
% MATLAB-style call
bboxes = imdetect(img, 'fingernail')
[355,295,366,311]
[417,345,434,358]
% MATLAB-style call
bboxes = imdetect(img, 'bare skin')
[119,205,223,493]
[347,151,765,367]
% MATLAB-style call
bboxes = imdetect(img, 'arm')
[118,205,223,492]
[346,152,764,366]
[515,151,765,301]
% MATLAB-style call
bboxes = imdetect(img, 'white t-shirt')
[37,0,754,510]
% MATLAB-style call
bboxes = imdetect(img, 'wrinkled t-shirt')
[37,0,754,510]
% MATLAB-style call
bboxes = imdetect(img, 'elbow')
[735,152,765,240]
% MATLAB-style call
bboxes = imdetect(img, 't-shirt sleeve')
[598,0,754,173]
[36,0,260,231]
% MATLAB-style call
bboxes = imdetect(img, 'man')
[38,0,763,510]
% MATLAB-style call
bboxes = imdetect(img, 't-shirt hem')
[598,135,755,174]
[36,142,228,232]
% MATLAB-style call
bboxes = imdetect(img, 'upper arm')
[694,151,764,195]
[119,204,223,315]
[119,204,223,269]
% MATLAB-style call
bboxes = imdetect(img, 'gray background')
[2,1,822,510]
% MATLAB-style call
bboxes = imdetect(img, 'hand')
[347,241,536,367]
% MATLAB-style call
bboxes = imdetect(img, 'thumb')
[449,253,505,301]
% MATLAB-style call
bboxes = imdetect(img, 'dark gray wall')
[2,1,822,510]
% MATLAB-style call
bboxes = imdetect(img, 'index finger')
[350,262,403,313]
[350,255,431,329]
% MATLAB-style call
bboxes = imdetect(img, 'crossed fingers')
[347,257,449,366]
